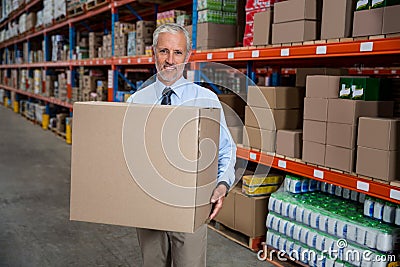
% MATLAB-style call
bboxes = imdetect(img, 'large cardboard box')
[296,68,348,87]
[274,0,321,23]
[214,187,236,229]
[325,145,355,172]
[253,10,273,46]
[272,20,320,44]
[276,130,303,158]
[306,75,341,99]
[243,126,276,152]
[303,120,327,144]
[327,99,394,125]
[321,0,356,39]
[357,117,400,150]
[229,126,243,144]
[196,23,237,50]
[302,141,325,165]
[234,191,269,237]
[247,86,304,109]
[353,8,384,37]
[218,93,246,118]
[357,146,399,181]
[70,102,220,233]
[327,122,357,149]
[303,98,328,122]
[245,106,302,130]
[383,5,400,34]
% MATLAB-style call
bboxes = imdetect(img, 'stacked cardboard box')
[136,21,155,56]
[356,117,400,181]
[25,12,37,32]
[353,4,400,36]
[101,34,112,58]
[194,22,237,50]
[54,0,66,20]
[303,75,394,172]
[215,185,270,237]
[272,0,322,44]
[252,9,273,46]
[218,93,246,144]
[244,86,303,153]
[89,32,103,58]
[321,0,356,39]
[57,73,68,101]
[156,10,187,26]
[114,22,135,57]
[127,31,137,56]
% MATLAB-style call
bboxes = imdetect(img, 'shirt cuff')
[217,181,230,197]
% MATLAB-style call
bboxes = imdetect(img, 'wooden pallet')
[67,4,85,17]
[50,127,66,139]
[86,0,108,10]
[208,221,265,252]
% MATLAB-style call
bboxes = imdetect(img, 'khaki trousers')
[136,224,207,267]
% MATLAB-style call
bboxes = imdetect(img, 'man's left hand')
[208,184,227,220]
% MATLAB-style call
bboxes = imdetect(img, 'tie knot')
[161,87,174,105]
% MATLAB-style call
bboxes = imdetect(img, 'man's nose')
[166,51,174,64]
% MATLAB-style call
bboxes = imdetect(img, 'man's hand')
[208,184,227,220]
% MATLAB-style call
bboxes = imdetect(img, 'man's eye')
[159,49,168,54]
[175,51,183,55]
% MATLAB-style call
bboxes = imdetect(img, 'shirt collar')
[155,76,189,100]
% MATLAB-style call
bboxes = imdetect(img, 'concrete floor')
[0,105,274,267]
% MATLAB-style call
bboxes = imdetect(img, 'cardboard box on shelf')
[321,0,356,39]
[273,0,322,23]
[228,126,243,144]
[276,129,303,158]
[325,145,355,172]
[383,5,400,34]
[351,77,388,101]
[56,113,68,133]
[326,122,357,149]
[253,10,273,46]
[196,23,237,50]
[245,106,301,130]
[352,8,384,37]
[218,93,246,118]
[272,20,320,44]
[247,86,304,109]
[302,140,325,166]
[234,191,269,237]
[357,146,399,181]
[70,102,220,233]
[306,75,341,99]
[242,125,276,152]
[136,20,156,39]
[214,187,237,229]
[303,98,328,122]
[327,99,394,125]
[296,68,348,87]
[357,117,400,150]
[303,120,327,144]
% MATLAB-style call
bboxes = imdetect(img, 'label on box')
[339,84,351,97]
[352,88,364,98]
[390,189,400,201]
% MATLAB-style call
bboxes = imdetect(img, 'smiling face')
[154,31,191,86]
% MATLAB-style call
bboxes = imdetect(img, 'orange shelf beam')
[237,146,400,204]
[1,85,73,109]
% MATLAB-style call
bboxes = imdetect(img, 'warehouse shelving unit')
[1,1,400,266]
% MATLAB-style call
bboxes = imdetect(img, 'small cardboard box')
[272,20,320,44]
[296,68,348,87]
[383,5,400,34]
[245,106,302,131]
[303,98,329,122]
[247,86,304,109]
[276,130,303,158]
[353,8,384,37]
[136,20,156,39]
[356,146,399,181]
[253,10,273,46]
[327,99,394,125]
[306,75,341,99]
[303,120,327,144]
[196,23,237,50]
[321,0,356,39]
[357,117,400,150]
[234,191,269,237]
[273,0,321,23]
[70,102,220,233]
[325,145,355,172]
[302,141,325,165]
[327,122,357,149]
[243,125,276,152]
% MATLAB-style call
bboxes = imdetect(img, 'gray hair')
[153,23,192,57]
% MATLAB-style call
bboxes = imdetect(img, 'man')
[127,23,236,267]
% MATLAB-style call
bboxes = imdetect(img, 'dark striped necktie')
[161,87,174,105]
